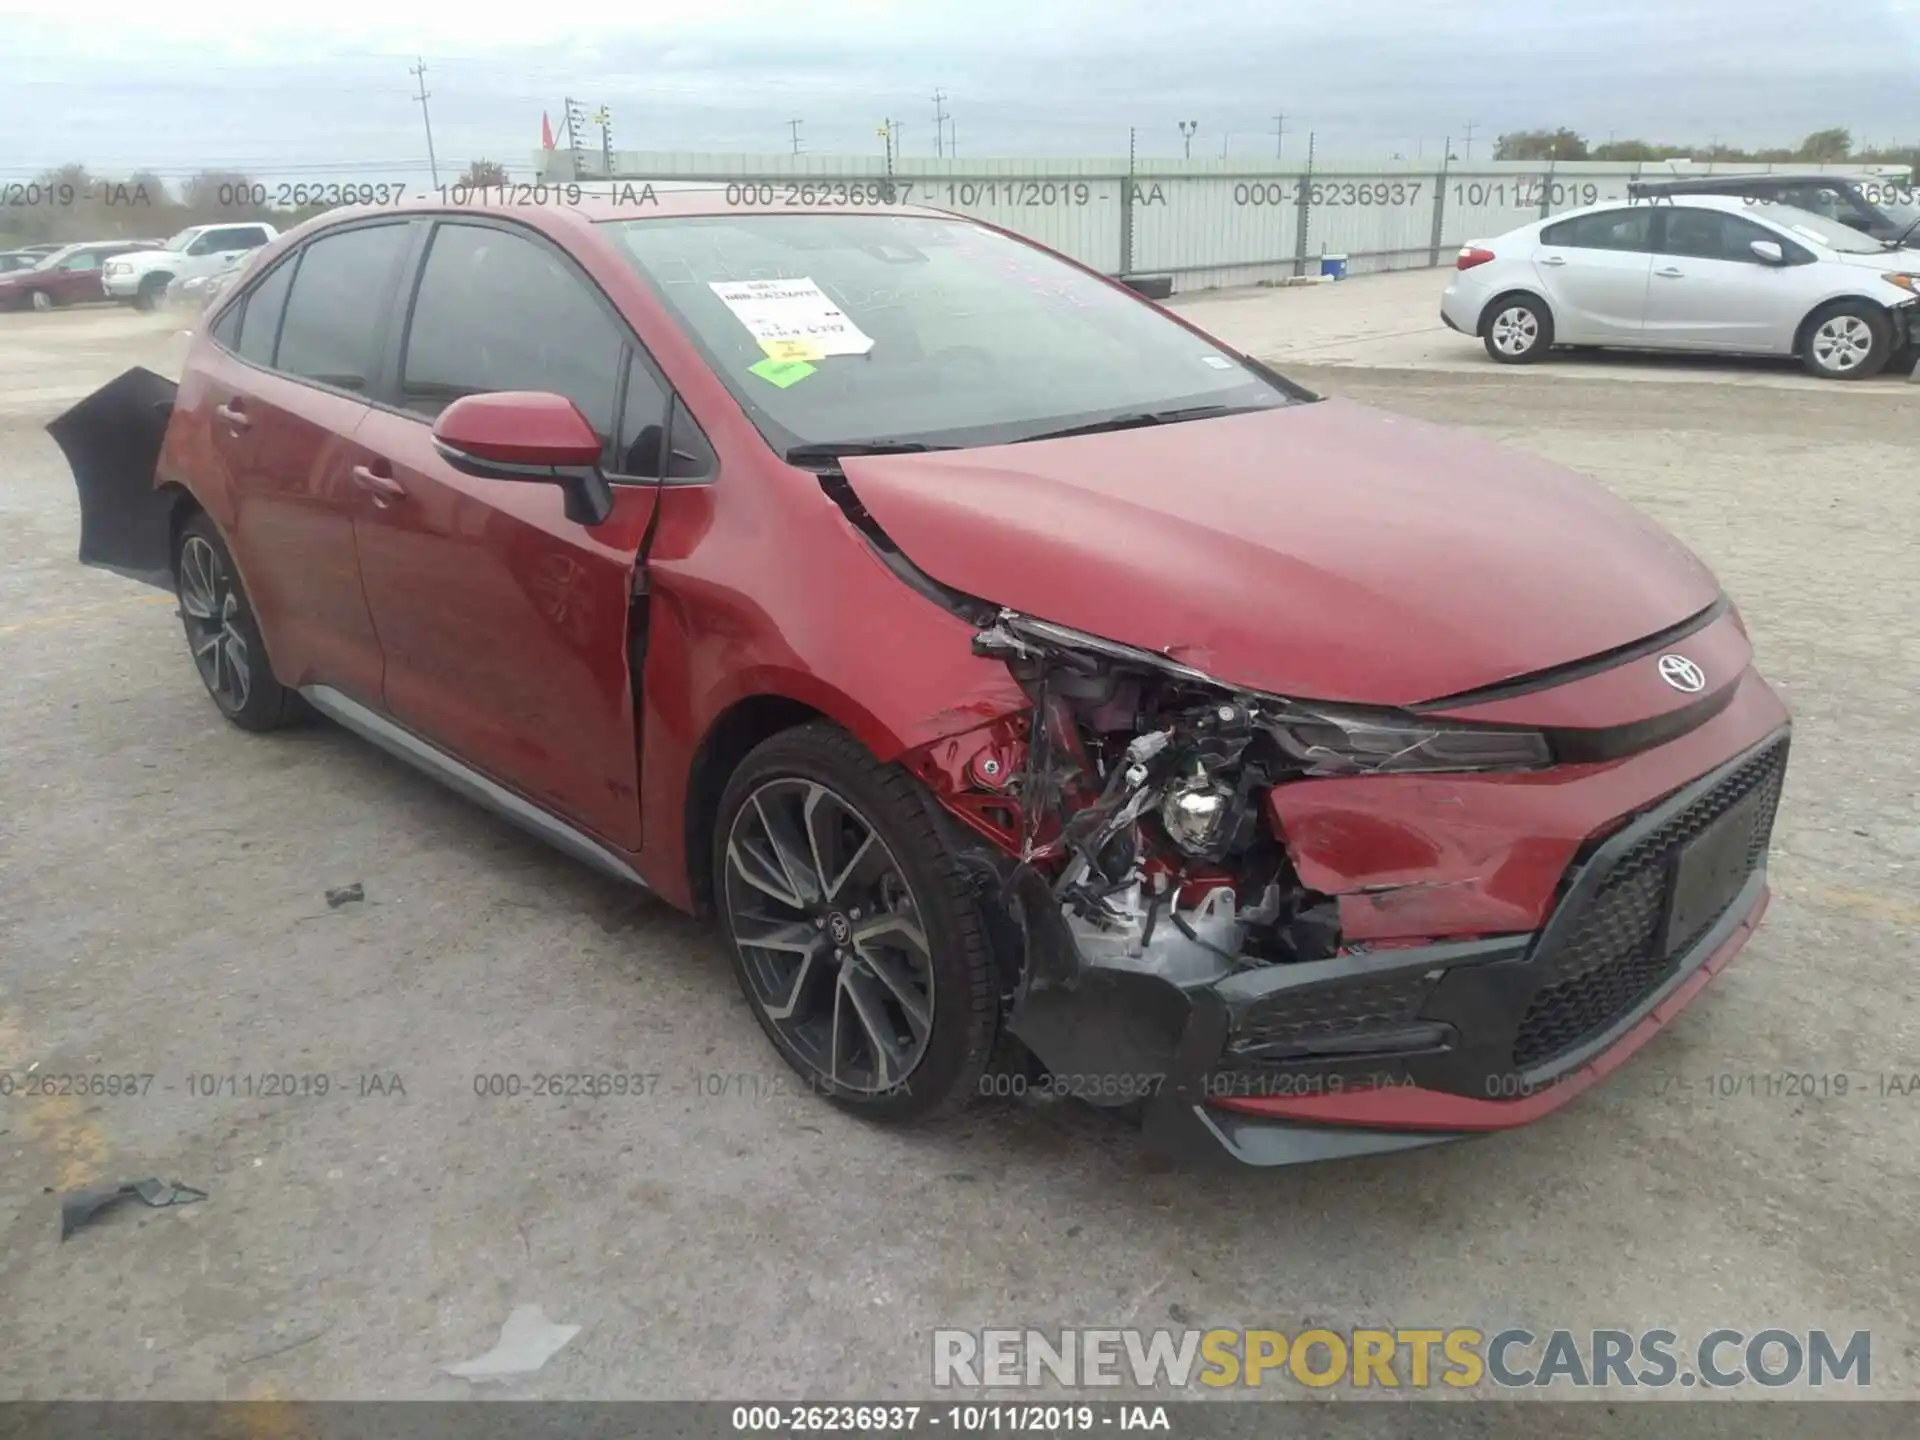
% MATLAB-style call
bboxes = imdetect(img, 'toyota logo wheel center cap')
[827,911,853,946]
[1657,654,1706,693]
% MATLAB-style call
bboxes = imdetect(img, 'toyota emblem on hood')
[1657,654,1707,693]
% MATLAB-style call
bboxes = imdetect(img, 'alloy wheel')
[722,778,935,1095]
[30,291,51,312]
[1490,306,1538,356]
[1811,315,1873,373]
[178,535,253,712]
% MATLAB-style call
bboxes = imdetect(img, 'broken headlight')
[1264,704,1551,776]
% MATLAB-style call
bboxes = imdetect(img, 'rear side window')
[398,222,624,443]
[1540,209,1652,252]
[237,258,296,366]
[275,223,410,393]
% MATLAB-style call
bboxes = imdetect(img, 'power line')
[409,56,439,188]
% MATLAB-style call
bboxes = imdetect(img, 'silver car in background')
[164,251,251,311]
[1441,193,1920,379]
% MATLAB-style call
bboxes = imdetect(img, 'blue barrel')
[1320,253,1348,280]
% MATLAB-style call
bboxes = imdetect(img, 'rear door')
[1530,207,1654,341]
[349,218,673,849]
[49,247,109,304]
[195,220,414,702]
[1642,207,1814,352]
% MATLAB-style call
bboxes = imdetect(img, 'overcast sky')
[3,1,1917,188]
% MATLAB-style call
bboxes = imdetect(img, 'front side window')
[606,213,1295,454]
[1658,209,1748,261]
[399,222,624,446]
[1540,209,1652,252]
[275,223,411,392]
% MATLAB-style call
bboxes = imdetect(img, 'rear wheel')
[714,723,997,1123]
[1801,301,1890,380]
[1483,295,1552,363]
[175,513,304,731]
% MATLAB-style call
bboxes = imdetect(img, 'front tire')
[29,290,52,312]
[133,275,169,312]
[714,723,997,1124]
[175,513,304,731]
[1483,295,1552,364]
[1802,301,1890,380]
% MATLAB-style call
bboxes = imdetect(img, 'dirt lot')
[1,299,1916,1407]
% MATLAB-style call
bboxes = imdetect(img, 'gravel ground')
[0,307,1915,1407]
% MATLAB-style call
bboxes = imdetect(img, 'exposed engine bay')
[966,611,1346,992]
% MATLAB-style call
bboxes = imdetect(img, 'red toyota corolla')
[51,194,1790,1166]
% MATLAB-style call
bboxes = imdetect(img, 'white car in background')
[1441,194,1920,379]
[102,222,277,311]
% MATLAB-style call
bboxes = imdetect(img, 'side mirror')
[1749,240,1785,265]
[432,391,615,526]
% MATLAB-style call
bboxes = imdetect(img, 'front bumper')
[1005,712,1790,1168]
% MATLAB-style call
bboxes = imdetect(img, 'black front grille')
[1512,737,1788,1071]
[1227,970,1437,1059]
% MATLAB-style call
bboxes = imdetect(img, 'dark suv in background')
[1629,173,1920,244]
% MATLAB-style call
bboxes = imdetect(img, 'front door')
[1641,207,1811,353]
[349,219,670,850]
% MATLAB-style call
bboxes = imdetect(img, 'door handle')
[213,401,250,431]
[350,464,408,507]
[1655,267,1685,278]
[1539,255,1567,266]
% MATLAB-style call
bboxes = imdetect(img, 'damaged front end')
[908,610,1563,1166]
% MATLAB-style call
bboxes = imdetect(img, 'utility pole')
[410,57,440,188]
[1272,113,1287,159]
[1462,120,1478,161]
[787,118,804,155]
[1221,131,1230,159]
[1178,119,1198,159]
[878,120,895,176]
[932,88,949,158]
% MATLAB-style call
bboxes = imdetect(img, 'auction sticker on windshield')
[710,277,876,356]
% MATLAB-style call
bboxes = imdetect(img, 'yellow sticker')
[760,337,824,363]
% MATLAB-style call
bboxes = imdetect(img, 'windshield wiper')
[1885,215,1920,250]
[1012,403,1258,445]
[784,440,959,467]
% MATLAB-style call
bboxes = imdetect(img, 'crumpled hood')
[840,398,1721,706]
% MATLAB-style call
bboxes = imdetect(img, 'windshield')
[31,245,80,270]
[1752,204,1887,253]
[606,213,1294,454]
[161,228,197,251]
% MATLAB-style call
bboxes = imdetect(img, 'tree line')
[1491,126,1914,170]
[1,159,512,248]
